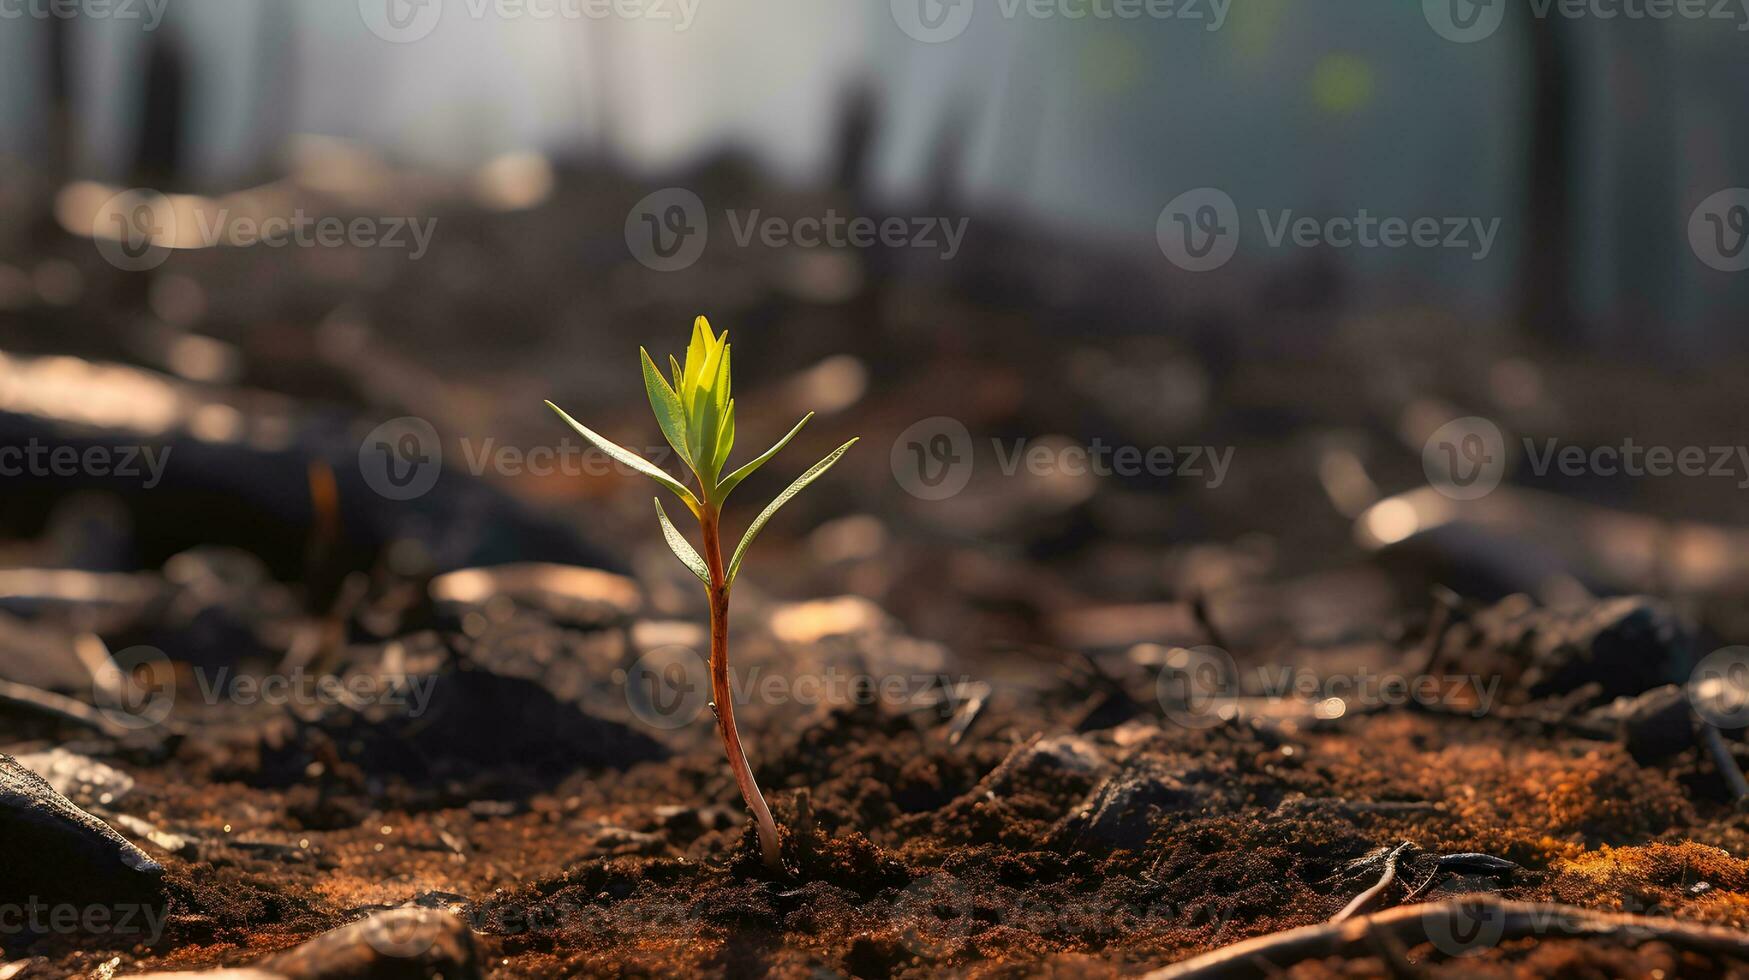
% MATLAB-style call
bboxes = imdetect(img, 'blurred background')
[2,0,1748,705]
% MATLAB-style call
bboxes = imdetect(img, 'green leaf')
[711,399,736,482]
[641,348,692,470]
[689,341,729,480]
[669,354,684,392]
[654,498,710,586]
[544,401,699,512]
[713,342,732,415]
[715,413,812,501]
[727,438,857,584]
[682,318,710,398]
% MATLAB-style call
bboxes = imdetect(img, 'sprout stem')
[700,508,783,871]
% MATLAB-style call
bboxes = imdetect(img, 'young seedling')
[546,317,856,872]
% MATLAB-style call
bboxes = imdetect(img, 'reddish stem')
[700,508,783,871]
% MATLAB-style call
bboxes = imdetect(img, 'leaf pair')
[641,317,735,490]
[547,316,856,589]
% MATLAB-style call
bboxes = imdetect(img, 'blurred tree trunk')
[133,33,187,190]
[44,17,72,179]
[1517,9,1577,345]
[1609,22,1680,352]
[247,1,297,186]
[30,17,75,244]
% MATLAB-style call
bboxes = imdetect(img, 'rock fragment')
[0,752,162,907]
[1582,684,1696,762]
[431,563,640,628]
[1436,595,1693,700]
[1056,758,1215,850]
[127,908,481,980]
[12,747,135,808]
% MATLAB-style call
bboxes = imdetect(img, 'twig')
[1142,898,1749,980]
[963,734,1044,802]
[1191,590,1232,654]
[1700,723,1749,806]
[1437,853,1521,876]
[1332,842,1410,923]
[0,678,134,738]
[1400,852,1518,903]
[1400,867,1443,903]
[945,681,990,746]
[1408,586,1460,677]
[1275,798,1442,818]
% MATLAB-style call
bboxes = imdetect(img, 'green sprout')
[546,316,856,872]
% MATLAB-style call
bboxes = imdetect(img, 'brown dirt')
[13,682,1749,978]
